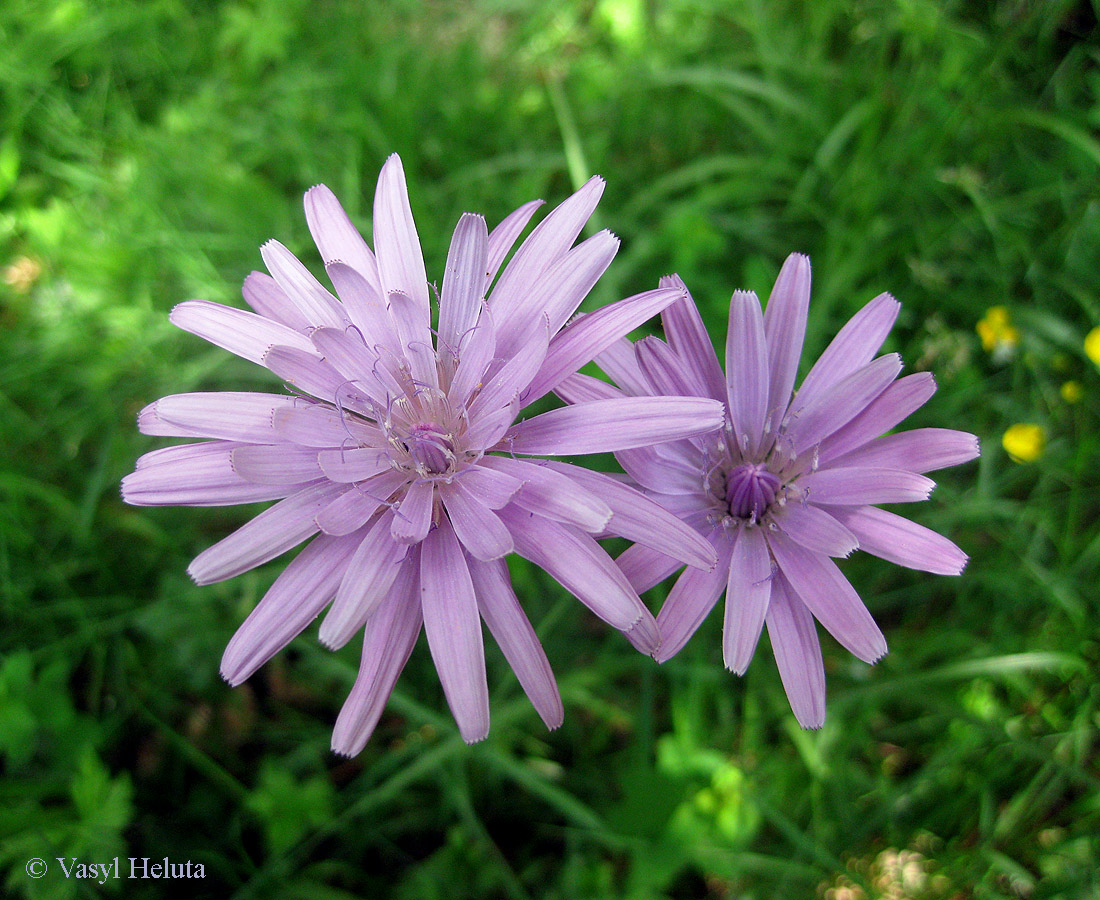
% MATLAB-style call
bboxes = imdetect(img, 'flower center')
[402,422,455,476]
[725,463,781,520]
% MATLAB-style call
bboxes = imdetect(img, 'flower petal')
[799,466,934,505]
[263,346,372,413]
[221,532,362,685]
[317,447,391,483]
[188,481,345,585]
[373,153,429,310]
[470,557,563,730]
[542,461,716,570]
[231,444,324,485]
[792,293,900,414]
[765,574,826,729]
[827,428,980,474]
[726,290,769,456]
[390,480,434,544]
[142,392,297,442]
[448,308,497,405]
[260,239,348,329]
[387,289,438,389]
[773,503,859,557]
[321,511,408,648]
[468,325,548,420]
[272,402,378,447]
[722,525,773,675]
[500,506,657,645]
[763,253,811,423]
[483,457,612,533]
[766,531,887,664]
[170,300,315,365]
[660,274,727,403]
[524,287,683,404]
[505,397,724,456]
[304,184,381,292]
[453,464,523,509]
[323,262,401,356]
[553,372,625,405]
[439,213,489,357]
[420,518,490,743]
[830,506,968,575]
[819,372,937,463]
[440,483,513,561]
[485,199,544,290]
[314,470,408,536]
[596,336,649,396]
[242,271,311,332]
[616,543,683,594]
[331,557,422,757]
[653,531,734,662]
[784,354,902,457]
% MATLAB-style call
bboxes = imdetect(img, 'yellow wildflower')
[1060,381,1082,404]
[976,306,1019,359]
[1085,327,1100,367]
[1002,424,1045,463]
[2,256,42,294]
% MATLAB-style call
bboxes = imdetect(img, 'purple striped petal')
[314,471,408,536]
[774,503,858,557]
[726,290,769,456]
[653,531,734,662]
[387,290,438,390]
[485,199,544,290]
[783,354,902,457]
[439,213,489,356]
[317,447,391,483]
[766,531,887,664]
[792,293,900,414]
[263,346,371,412]
[500,506,657,645]
[323,262,401,355]
[470,557,563,730]
[272,402,378,448]
[505,397,724,455]
[309,325,393,404]
[830,506,968,575]
[616,543,682,594]
[636,336,701,398]
[828,428,980,474]
[331,557,422,756]
[453,464,522,509]
[231,444,323,484]
[242,270,312,332]
[188,481,345,585]
[260,239,348,329]
[304,184,381,292]
[142,392,296,442]
[483,457,612,533]
[722,525,773,674]
[660,274,727,403]
[596,337,649,396]
[373,154,429,310]
[390,480,434,544]
[800,466,934,505]
[322,511,408,648]
[553,372,625,405]
[763,253,811,423]
[170,300,315,364]
[440,482,513,561]
[490,176,604,327]
[420,518,490,743]
[123,442,298,506]
[524,287,683,404]
[765,574,826,729]
[468,326,548,420]
[464,397,519,451]
[448,310,497,405]
[819,372,937,463]
[542,461,716,569]
[495,230,620,355]
[221,533,361,685]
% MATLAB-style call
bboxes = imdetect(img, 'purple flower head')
[560,254,979,728]
[122,154,722,754]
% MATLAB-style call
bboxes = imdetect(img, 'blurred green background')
[2,0,1098,897]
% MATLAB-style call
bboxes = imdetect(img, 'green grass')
[2,0,1099,897]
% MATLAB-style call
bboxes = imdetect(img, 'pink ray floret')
[561,255,979,728]
[122,155,722,754]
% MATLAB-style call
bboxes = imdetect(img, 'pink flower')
[123,155,721,753]
[561,254,979,727]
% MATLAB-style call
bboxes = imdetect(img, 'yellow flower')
[976,306,1019,356]
[1002,424,1045,463]
[1085,327,1100,367]
[1060,381,1082,404]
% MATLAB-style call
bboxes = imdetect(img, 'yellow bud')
[1085,327,1100,367]
[1060,381,1082,404]
[976,307,1019,356]
[1002,424,1045,463]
